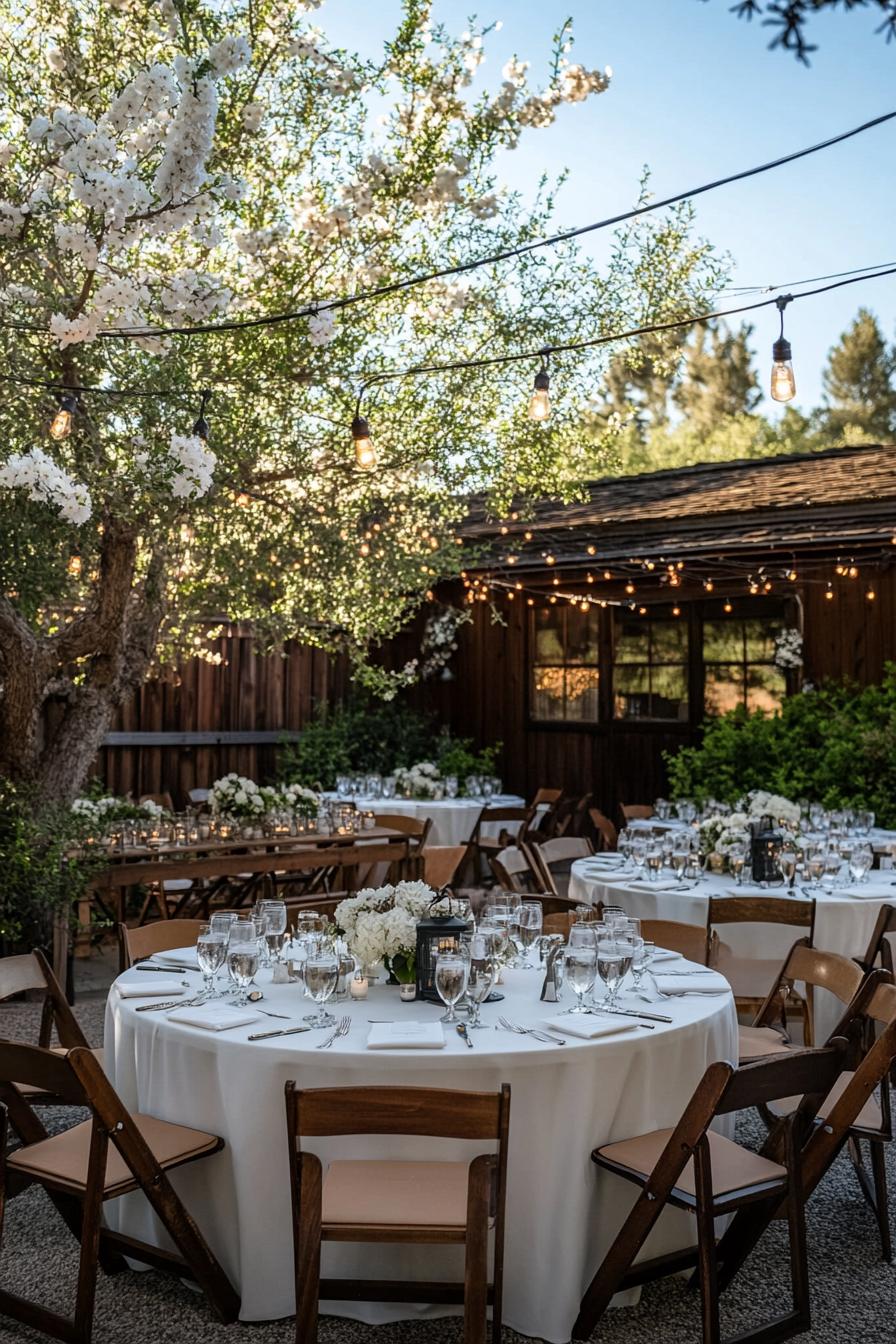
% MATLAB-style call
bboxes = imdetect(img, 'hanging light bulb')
[49,393,78,441]
[67,554,82,577]
[770,294,796,403]
[528,351,551,421]
[351,415,377,470]
[723,600,733,613]
[192,389,212,441]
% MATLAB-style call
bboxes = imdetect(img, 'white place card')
[542,1016,639,1040]
[367,1021,446,1050]
[166,1005,260,1031]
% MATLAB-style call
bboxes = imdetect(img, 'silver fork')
[316,1016,351,1049]
[498,1015,566,1045]
[135,994,205,1013]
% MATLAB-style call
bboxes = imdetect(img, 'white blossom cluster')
[487,56,612,138]
[335,880,446,967]
[307,306,338,346]
[208,773,266,819]
[773,628,803,669]
[266,781,320,817]
[0,447,93,524]
[741,790,801,826]
[71,793,164,824]
[393,760,442,799]
[420,606,471,678]
[166,431,217,499]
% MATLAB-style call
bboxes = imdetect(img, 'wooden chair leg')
[464,1156,490,1344]
[784,1127,811,1334]
[693,1140,721,1344]
[572,1183,669,1340]
[295,1154,322,1344]
[72,1189,103,1343]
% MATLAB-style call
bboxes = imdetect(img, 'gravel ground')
[1,986,894,1344]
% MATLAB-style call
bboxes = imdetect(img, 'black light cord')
[1,108,893,342]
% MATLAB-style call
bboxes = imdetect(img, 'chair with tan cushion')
[737,943,866,1063]
[0,1042,238,1342]
[0,950,103,1102]
[528,836,594,899]
[424,845,469,890]
[285,1083,511,1344]
[707,896,816,1039]
[117,918,206,973]
[572,1042,849,1344]
[488,845,542,895]
[640,919,715,966]
[588,808,618,853]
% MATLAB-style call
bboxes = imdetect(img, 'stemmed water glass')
[226,920,258,1006]
[849,843,873,885]
[563,944,596,1014]
[304,947,339,1027]
[728,841,747,885]
[517,901,543,968]
[261,900,288,968]
[196,923,226,1000]
[465,933,497,1027]
[630,938,652,997]
[435,949,469,1024]
[596,935,626,1010]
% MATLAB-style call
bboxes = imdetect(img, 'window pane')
[743,617,782,662]
[746,664,786,714]
[614,665,651,719]
[564,667,599,722]
[703,619,744,662]
[533,608,565,664]
[614,614,649,663]
[650,666,689,721]
[564,606,600,663]
[705,664,744,716]
[532,667,567,720]
[651,619,688,663]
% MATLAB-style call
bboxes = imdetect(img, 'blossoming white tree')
[0,0,721,802]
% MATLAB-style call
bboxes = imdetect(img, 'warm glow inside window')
[530,605,600,722]
[612,607,690,721]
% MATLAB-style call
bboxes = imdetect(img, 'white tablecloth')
[105,957,736,1341]
[323,794,525,847]
[570,860,892,1040]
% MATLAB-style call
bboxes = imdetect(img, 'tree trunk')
[36,687,120,806]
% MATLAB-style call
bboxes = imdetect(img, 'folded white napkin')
[725,884,792,898]
[367,1021,445,1050]
[117,979,185,998]
[653,971,730,995]
[840,883,895,900]
[650,948,683,963]
[584,871,635,885]
[147,947,199,968]
[629,878,687,892]
[542,1015,638,1039]
[166,1005,260,1031]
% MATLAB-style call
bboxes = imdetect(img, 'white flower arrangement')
[71,793,164,827]
[208,773,266,820]
[419,606,472,679]
[774,628,803,669]
[270,781,320,818]
[335,880,448,977]
[394,760,442,799]
[741,790,801,827]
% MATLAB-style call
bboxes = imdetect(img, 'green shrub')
[665,665,896,826]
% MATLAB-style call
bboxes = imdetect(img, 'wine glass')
[563,945,596,1014]
[304,949,339,1027]
[465,933,497,1027]
[196,924,226,999]
[435,950,469,1024]
[645,843,663,883]
[517,901,543,968]
[226,921,258,1006]
[596,936,625,1009]
[849,843,873,885]
[209,911,237,941]
[778,842,798,888]
[630,838,648,879]
[630,937,651,996]
[728,841,746,885]
[261,900,288,967]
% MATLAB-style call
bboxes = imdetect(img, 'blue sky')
[322,0,896,416]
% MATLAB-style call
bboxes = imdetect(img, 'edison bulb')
[351,415,377,470]
[528,367,551,421]
[770,358,796,403]
[50,407,73,440]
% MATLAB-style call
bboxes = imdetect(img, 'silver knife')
[135,995,202,1012]
[593,1006,673,1024]
[248,1025,312,1041]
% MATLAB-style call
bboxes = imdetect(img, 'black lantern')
[415,889,470,1003]
[750,814,783,886]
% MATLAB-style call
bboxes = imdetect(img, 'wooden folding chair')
[572,1042,849,1344]
[469,807,530,881]
[0,951,101,1103]
[526,788,563,839]
[714,994,896,1298]
[618,802,654,827]
[521,893,585,938]
[859,903,896,973]
[707,896,816,1040]
[641,919,716,966]
[285,1083,511,1344]
[488,845,542,895]
[353,815,431,887]
[117,919,206,973]
[0,1042,239,1342]
[424,845,469,890]
[588,808,618,853]
[737,942,866,1063]
[528,837,594,899]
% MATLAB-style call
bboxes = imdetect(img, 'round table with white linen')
[105,956,737,1342]
[569,857,894,1040]
[322,794,525,847]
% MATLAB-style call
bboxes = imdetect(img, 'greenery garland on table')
[665,666,896,828]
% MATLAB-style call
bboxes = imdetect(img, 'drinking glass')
[226,921,258,1006]
[597,936,625,1009]
[645,843,663,883]
[304,950,339,1027]
[465,775,481,800]
[728,842,746,885]
[517,901,543,967]
[478,919,511,973]
[805,853,825,888]
[821,851,842,893]
[630,839,648,878]
[196,924,226,999]
[435,951,469,1023]
[261,900,288,967]
[465,933,497,1027]
[671,842,689,877]
[444,775,459,799]
[849,843,873,885]
[381,775,397,799]
[630,937,651,995]
[778,843,798,888]
[563,946,596,1014]
[209,911,238,940]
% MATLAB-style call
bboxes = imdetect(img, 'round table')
[570,858,894,1040]
[321,794,526,847]
[105,957,737,1342]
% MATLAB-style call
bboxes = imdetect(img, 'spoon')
[456,1023,474,1049]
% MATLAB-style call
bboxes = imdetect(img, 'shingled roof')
[462,443,896,569]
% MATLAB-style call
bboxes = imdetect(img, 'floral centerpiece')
[265,781,319,819]
[740,790,801,829]
[209,773,266,822]
[393,760,443,800]
[71,792,165,833]
[335,880,449,983]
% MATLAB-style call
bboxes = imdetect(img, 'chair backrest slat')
[369,814,430,841]
[641,919,713,966]
[708,895,815,931]
[719,1043,847,1115]
[0,1040,87,1104]
[533,837,594,864]
[290,1084,507,1140]
[860,903,896,972]
[783,944,864,1003]
[118,919,205,971]
[0,953,46,1000]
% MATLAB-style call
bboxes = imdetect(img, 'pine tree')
[821,308,896,442]
[672,321,761,436]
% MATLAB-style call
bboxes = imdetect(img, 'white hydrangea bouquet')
[394,760,442,799]
[71,792,165,831]
[208,773,266,821]
[741,790,801,828]
[267,782,319,819]
[335,881,449,984]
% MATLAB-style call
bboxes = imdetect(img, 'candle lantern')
[415,889,469,1003]
[750,815,783,885]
